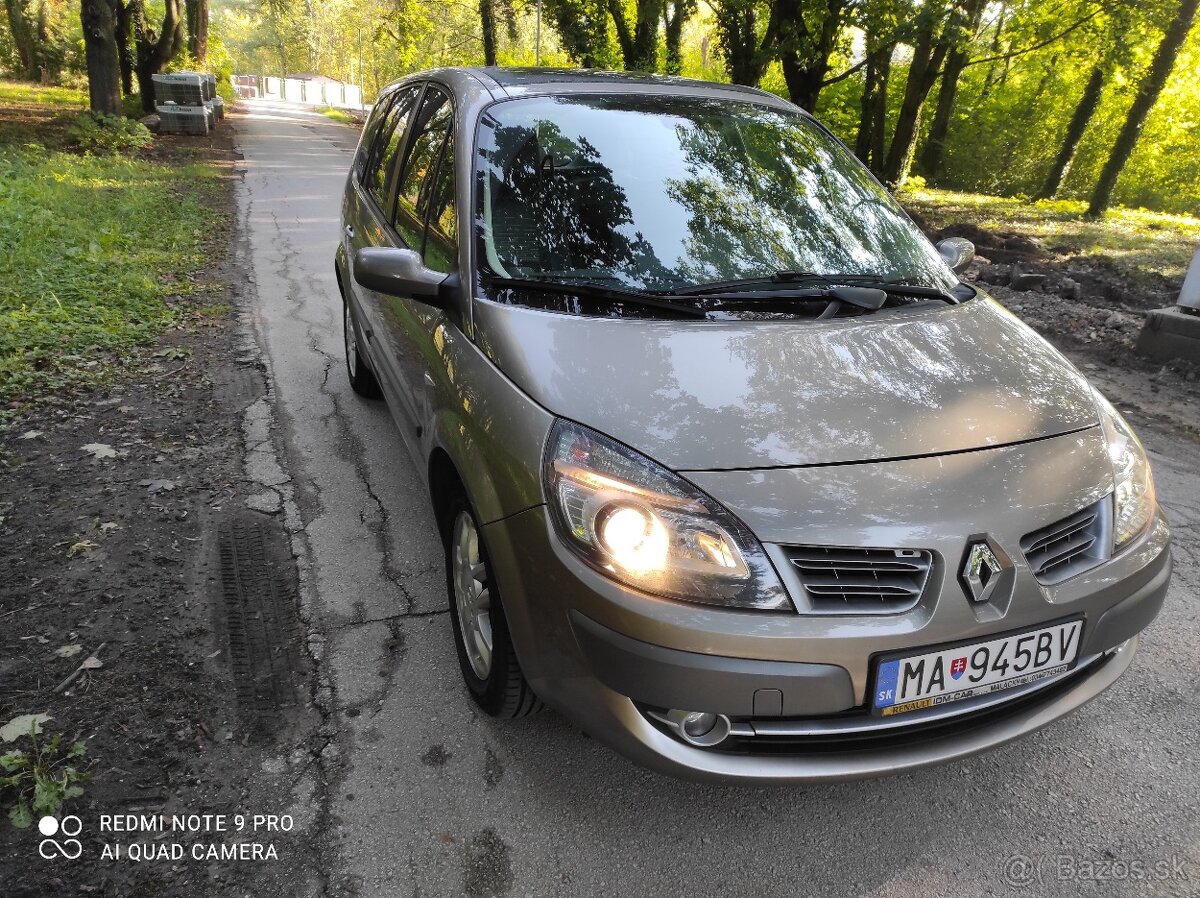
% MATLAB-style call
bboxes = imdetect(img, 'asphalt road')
[234,99,1200,898]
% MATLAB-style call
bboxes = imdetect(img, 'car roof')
[391,66,799,114]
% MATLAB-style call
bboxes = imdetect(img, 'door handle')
[344,224,355,238]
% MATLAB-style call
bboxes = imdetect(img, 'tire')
[444,494,540,718]
[343,300,382,399]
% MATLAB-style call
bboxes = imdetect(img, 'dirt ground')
[0,125,323,898]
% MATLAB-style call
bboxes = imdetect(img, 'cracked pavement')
[233,100,1200,898]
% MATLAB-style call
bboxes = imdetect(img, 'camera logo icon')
[38,815,83,860]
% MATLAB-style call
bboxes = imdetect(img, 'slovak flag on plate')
[950,656,968,680]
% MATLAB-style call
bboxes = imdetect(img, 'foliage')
[0,715,88,829]
[65,110,154,153]
[0,84,223,403]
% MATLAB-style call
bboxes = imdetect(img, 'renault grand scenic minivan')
[333,67,1171,782]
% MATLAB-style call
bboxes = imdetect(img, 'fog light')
[658,708,733,747]
[682,711,717,739]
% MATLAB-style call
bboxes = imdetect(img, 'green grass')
[318,105,354,125]
[900,186,1200,282]
[0,79,89,146]
[0,81,227,405]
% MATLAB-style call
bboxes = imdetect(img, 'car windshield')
[473,94,957,296]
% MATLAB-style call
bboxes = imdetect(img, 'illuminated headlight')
[1096,395,1157,549]
[543,420,790,610]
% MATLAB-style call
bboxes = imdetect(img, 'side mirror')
[936,237,975,274]
[353,247,449,308]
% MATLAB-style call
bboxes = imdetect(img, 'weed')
[0,715,88,829]
[66,111,154,155]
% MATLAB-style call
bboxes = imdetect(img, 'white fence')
[237,75,363,109]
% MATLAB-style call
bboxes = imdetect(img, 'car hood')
[472,296,1100,471]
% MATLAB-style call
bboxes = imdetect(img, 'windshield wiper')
[481,275,709,319]
[664,271,959,304]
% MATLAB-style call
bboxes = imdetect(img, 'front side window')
[363,85,421,210]
[474,95,955,294]
[421,128,457,272]
[394,88,454,258]
[354,90,394,178]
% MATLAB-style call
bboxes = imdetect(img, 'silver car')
[334,67,1171,782]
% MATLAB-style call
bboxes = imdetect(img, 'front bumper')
[483,501,1170,783]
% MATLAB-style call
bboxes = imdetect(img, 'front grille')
[784,546,933,613]
[1020,497,1111,585]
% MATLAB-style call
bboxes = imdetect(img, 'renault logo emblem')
[962,541,1006,603]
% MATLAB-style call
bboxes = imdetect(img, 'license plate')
[872,618,1083,716]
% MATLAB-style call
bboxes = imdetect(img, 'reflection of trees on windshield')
[664,111,945,285]
[480,121,671,286]
[476,97,956,294]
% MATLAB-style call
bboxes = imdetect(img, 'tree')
[775,0,855,110]
[607,0,665,71]
[185,0,206,64]
[1087,0,1200,216]
[544,0,614,68]
[479,0,497,65]
[130,0,184,112]
[1036,63,1105,199]
[879,6,952,185]
[854,41,892,173]
[80,0,121,114]
[114,0,134,95]
[663,0,696,74]
[915,0,988,179]
[712,0,780,86]
[4,0,64,82]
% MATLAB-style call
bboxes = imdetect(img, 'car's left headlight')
[543,420,791,610]
[1096,395,1157,549]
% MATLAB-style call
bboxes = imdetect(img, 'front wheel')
[445,498,540,718]
[343,301,382,398]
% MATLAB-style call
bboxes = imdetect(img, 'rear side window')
[362,85,421,210]
[393,88,453,254]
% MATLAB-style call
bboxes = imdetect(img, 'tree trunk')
[775,0,847,111]
[80,0,122,115]
[4,0,57,81]
[854,44,891,174]
[978,2,1007,101]
[713,0,777,86]
[608,0,664,71]
[1036,64,1105,200]
[478,0,497,66]
[663,0,695,75]
[915,46,965,180]
[115,0,134,95]
[131,0,184,112]
[1087,0,1199,216]
[914,0,987,180]
[185,0,207,64]
[881,17,949,186]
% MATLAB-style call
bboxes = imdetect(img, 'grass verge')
[901,186,1200,282]
[0,80,228,409]
[318,105,354,125]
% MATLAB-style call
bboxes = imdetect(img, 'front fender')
[425,319,552,525]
